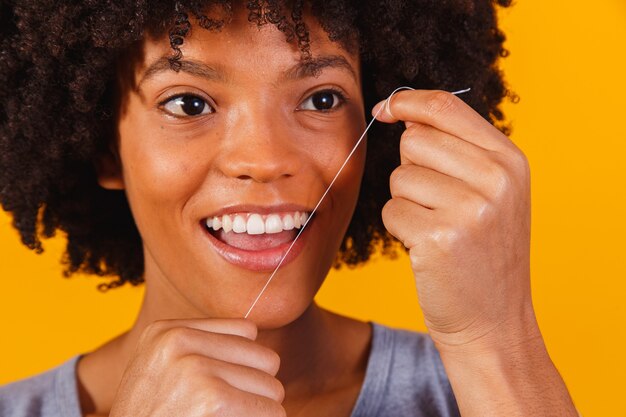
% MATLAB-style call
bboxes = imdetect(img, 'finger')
[155,327,281,376]
[372,89,512,153]
[381,197,433,249]
[145,318,258,341]
[398,122,496,190]
[202,377,286,417]
[390,164,474,210]
[181,354,285,403]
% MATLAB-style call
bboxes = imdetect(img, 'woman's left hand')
[375,89,538,353]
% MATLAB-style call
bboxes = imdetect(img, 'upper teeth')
[206,211,310,235]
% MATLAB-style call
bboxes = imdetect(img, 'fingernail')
[371,101,385,119]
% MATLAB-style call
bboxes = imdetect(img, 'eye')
[161,94,213,117]
[298,90,344,112]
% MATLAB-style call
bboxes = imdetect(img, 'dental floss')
[243,86,471,319]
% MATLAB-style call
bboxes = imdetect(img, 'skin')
[375,93,578,415]
[83,8,370,417]
[79,5,578,417]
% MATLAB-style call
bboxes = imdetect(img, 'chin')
[246,296,314,331]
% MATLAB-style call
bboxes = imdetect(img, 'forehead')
[136,6,360,85]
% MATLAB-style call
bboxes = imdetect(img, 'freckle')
[160,125,164,129]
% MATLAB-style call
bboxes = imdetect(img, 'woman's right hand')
[109,318,285,417]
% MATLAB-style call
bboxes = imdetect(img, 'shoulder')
[0,356,82,417]
[351,323,460,417]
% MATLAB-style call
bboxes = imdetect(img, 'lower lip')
[200,220,312,272]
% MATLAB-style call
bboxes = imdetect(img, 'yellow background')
[1,2,624,416]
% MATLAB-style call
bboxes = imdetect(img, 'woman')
[0,1,578,416]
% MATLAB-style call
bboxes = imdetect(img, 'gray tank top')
[0,322,460,416]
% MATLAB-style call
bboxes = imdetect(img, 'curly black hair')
[0,0,514,290]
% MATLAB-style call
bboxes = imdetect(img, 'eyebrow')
[137,54,357,87]
[138,57,226,87]
[283,55,357,81]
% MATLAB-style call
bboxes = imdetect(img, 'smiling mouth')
[203,211,312,251]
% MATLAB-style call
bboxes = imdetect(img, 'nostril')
[237,175,253,180]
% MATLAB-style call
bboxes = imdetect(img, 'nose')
[216,105,301,183]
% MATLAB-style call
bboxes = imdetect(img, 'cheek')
[116,103,215,223]
[299,107,367,184]
[308,111,367,243]
[125,147,192,198]
[323,112,367,199]
[330,144,366,229]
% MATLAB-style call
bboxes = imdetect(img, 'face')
[104,8,366,328]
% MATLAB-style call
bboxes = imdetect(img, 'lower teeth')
[210,228,298,250]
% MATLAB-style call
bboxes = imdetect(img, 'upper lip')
[203,203,313,219]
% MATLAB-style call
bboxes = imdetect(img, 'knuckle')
[141,320,168,341]
[467,193,495,224]
[404,122,429,137]
[511,149,531,177]
[381,198,406,226]
[425,91,458,118]
[485,160,514,197]
[429,224,462,251]
[381,198,415,248]
[399,125,426,158]
[161,326,187,344]
[398,135,412,161]
[156,327,189,358]
[389,166,409,197]
[381,199,396,224]
[168,369,228,415]
[204,375,228,392]
[408,246,429,272]
[178,354,206,373]
[202,377,229,415]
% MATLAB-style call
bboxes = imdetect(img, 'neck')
[78,271,371,415]
[127,287,339,385]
